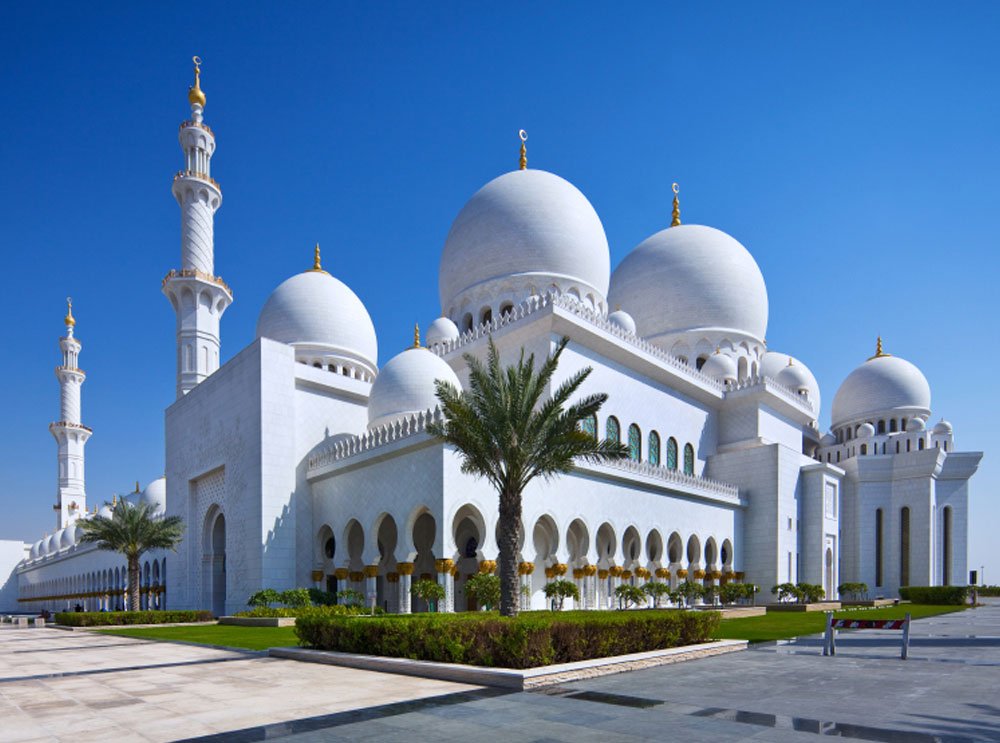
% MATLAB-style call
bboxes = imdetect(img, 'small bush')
[977,585,1000,597]
[235,605,379,618]
[615,584,647,609]
[307,588,338,606]
[462,573,501,610]
[248,589,281,608]
[337,588,365,607]
[54,610,213,627]
[280,588,312,608]
[671,580,703,607]
[543,579,579,610]
[642,582,671,607]
[898,586,968,605]
[411,580,446,612]
[295,609,721,668]
[838,582,869,600]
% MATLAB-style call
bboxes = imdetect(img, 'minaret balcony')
[173,170,221,191]
[179,120,214,137]
[49,421,92,434]
[162,269,233,298]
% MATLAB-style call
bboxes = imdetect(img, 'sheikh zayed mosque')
[1,61,983,617]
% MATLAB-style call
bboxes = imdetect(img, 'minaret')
[162,56,232,398]
[49,299,91,529]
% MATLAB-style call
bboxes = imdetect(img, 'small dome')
[933,419,953,435]
[821,433,836,447]
[761,351,821,415]
[832,353,931,427]
[425,317,460,348]
[857,422,876,439]
[607,309,637,335]
[907,417,926,432]
[368,347,462,429]
[45,534,58,555]
[776,361,814,398]
[701,352,737,382]
[59,527,74,549]
[256,269,378,376]
[29,541,40,559]
[140,477,167,513]
[99,503,113,518]
[609,224,768,347]
[439,169,610,317]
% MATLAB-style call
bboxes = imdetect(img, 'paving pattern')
[2,600,998,742]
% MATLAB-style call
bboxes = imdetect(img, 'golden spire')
[64,297,75,328]
[788,357,794,366]
[868,336,892,361]
[670,183,681,227]
[518,130,528,170]
[308,244,329,274]
[414,323,422,348]
[135,480,140,493]
[112,494,117,506]
[188,56,206,107]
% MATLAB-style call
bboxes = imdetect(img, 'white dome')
[425,317,460,348]
[256,270,378,375]
[857,422,876,439]
[140,477,166,513]
[701,352,737,382]
[607,309,637,335]
[45,534,58,555]
[368,347,461,429]
[831,354,931,427]
[761,351,821,416]
[29,541,40,559]
[821,433,836,447]
[59,527,74,549]
[609,224,768,346]
[99,503,113,518]
[439,169,610,317]
[907,417,926,432]
[933,419,953,435]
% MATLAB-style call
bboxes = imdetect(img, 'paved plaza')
[1,600,999,742]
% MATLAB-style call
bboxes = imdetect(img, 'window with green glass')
[628,424,641,461]
[683,443,695,475]
[580,413,597,440]
[666,437,678,470]
[606,416,620,445]
[648,431,660,466]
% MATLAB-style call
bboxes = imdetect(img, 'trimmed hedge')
[898,586,968,605]
[235,605,378,618]
[295,609,720,669]
[54,610,213,627]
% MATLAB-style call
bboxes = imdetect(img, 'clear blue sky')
[2,3,997,578]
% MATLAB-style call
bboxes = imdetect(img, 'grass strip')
[97,624,300,651]
[713,604,968,643]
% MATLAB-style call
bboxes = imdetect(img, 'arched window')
[906,439,911,452]
[580,413,597,440]
[648,431,661,466]
[606,416,620,445]
[881,442,886,454]
[666,437,678,470]
[877,420,886,434]
[628,424,641,461]
[480,308,492,326]
[875,508,883,587]
[499,302,514,317]
[683,443,695,475]
[860,444,867,456]
[918,438,925,450]
[889,419,897,432]
[461,313,473,333]
[900,507,911,587]
[696,355,708,371]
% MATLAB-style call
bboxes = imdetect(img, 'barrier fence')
[823,612,911,659]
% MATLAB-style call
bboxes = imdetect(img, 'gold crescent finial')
[414,323,421,348]
[867,336,892,361]
[64,297,75,327]
[671,182,681,227]
[188,55,206,107]
[518,130,527,170]
[309,244,329,274]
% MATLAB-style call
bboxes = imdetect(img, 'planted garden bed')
[295,609,720,669]
[54,610,213,627]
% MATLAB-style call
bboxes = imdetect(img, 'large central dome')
[608,224,768,345]
[439,169,610,324]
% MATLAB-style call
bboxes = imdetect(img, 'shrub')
[719,583,744,605]
[543,579,579,610]
[280,588,312,608]
[614,584,647,609]
[54,610,213,627]
[294,609,721,668]
[837,582,869,600]
[797,583,825,603]
[641,582,671,607]
[977,585,1000,597]
[235,605,379,619]
[772,583,803,602]
[898,586,968,605]
[337,588,365,607]
[411,580,446,612]
[307,588,338,606]
[702,584,719,605]
[462,573,501,610]
[248,589,281,608]
[671,580,703,608]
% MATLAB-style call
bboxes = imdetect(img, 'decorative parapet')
[432,292,725,391]
[308,406,444,472]
[727,375,815,415]
[584,456,740,500]
[161,268,232,296]
[48,421,93,432]
[179,120,215,137]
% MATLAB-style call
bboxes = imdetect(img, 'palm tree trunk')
[498,488,521,616]
[128,556,141,612]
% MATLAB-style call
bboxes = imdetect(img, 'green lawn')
[714,604,968,643]
[98,624,300,651]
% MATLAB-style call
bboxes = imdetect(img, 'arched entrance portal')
[210,512,226,617]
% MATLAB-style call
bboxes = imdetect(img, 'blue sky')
[2,2,997,578]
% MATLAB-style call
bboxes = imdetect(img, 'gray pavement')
[2,601,998,742]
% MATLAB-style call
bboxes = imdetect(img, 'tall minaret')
[162,56,232,398]
[49,299,91,529]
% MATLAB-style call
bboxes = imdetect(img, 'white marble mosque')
[0,62,983,616]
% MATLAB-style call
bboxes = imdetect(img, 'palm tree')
[428,336,627,616]
[78,499,186,612]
